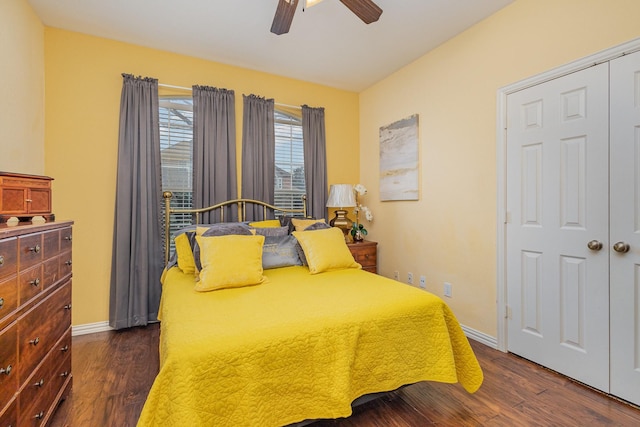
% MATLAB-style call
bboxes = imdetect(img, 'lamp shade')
[326,184,356,208]
[304,0,324,8]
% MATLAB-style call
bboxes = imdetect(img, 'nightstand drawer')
[347,240,377,274]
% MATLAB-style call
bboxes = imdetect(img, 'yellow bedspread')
[137,266,483,427]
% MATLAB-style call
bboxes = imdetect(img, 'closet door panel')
[506,62,610,391]
[610,49,640,407]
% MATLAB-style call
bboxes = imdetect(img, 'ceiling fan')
[271,0,383,35]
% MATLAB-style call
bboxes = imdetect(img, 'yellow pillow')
[194,234,267,291]
[248,219,282,228]
[291,218,326,231]
[292,227,361,274]
[174,233,196,274]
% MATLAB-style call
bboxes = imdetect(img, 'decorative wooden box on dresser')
[347,240,377,274]
[0,173,55,224]
[0,221,73,427]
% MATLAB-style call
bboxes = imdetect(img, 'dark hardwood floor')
[48,323,640,426]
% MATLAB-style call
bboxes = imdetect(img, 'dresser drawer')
[59,252,72,279]
[19,265,43,305]
[49,328,71,377]
[0,397,17,427]
[43,257,60,290]
[18,234,43,272]
[43,229,60,259]
[0,277,18,325]
[0,238,17,282]
[50,330,72,402]
[18,282,71,383]
[0,322,18,411]
[59,227,73,252]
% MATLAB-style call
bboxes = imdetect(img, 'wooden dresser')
[347,240,377,274]
[0,221,73,426]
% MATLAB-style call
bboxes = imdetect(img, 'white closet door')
[610,49,640,406]
[506,63,610,391]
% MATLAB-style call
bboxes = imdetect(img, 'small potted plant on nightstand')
[350,183,373,242]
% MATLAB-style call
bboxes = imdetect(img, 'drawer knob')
[63,304,72,311]
[34,378,45,387]
[0,364,11,375]
[60,345,69,352]
[60,371,70,378]
[0,255,3,266]
[30,278,41,287]
[0,297,4,309]
[34,411,44,420]
[29,244,41,254]
[64,235,73,241]
[65,260,72,266]
[29,337,40,346]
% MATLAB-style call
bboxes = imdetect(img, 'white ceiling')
[28,0,513,92]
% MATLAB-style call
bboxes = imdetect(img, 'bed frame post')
[163,191,173,264]
[302,194,308,218]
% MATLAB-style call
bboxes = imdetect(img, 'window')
[274,109,306,214]
[160,97,193,251]
[159,102,306,256]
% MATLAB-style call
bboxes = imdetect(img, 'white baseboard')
[72,321,114,336]
[462,324,498,349]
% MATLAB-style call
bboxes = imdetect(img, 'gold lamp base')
[329,209,353,238]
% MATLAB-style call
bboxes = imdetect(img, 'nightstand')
[347,240,377,274]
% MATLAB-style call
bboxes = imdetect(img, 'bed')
[137,193,483,427]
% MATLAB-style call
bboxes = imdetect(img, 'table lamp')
[326,184,356,236]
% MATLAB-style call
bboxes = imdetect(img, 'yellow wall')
[0,0,45,174]
[43,29,359,325]
[359,0,640,337]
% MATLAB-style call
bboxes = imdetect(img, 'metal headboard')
[162,191,308,263]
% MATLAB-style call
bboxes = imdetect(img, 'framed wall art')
[379,114,419,201]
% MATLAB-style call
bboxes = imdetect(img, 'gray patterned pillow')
[200,223,254,237]
[253,226,289,237]
[262,235,303,269]
[304,221,332,231]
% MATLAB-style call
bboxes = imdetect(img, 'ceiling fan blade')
[271,0,299,35]
[339,0,382,24]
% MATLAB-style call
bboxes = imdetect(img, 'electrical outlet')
[393,271,399,281]
[444,282,452,298]
[407,272,413,285]
[419,276,427,289]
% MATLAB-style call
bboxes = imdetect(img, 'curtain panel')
[241,94,275,220]
[192,86,237,223]
[109,74,164,330]
[302,105,328,220]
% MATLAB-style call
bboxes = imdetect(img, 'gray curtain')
[302,105,328,220]
[241,94,275,220]
[109,74,164,330]
[192,86,237,223]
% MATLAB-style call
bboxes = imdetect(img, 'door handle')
[587,240,603,251]
[613,242,630,253]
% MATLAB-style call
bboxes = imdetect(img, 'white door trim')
[496,37,640,352]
